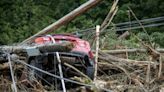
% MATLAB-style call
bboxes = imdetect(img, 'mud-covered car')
[27,34,95,87]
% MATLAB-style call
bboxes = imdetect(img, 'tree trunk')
[0,42,74,54]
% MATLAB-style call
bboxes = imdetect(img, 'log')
[0,62,9,70]
[118,31,130,39]
[0,42,74,62]
[0,42,74,54]
[99,48,164,54]
[20,0,103,45]
[100,49,146,54]
[0,62,24,70]
[99,51,156,65]
[98,62,119,70]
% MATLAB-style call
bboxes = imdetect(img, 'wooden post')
[20,0,102,45]
[94,25,100,81]
[47,35,66,92]
[8,54,18,92]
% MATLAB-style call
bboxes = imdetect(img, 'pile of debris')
[0,44,163,92]
[97,48,164,92]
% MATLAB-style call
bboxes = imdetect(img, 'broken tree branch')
[128,6,152,46]
[64,63,92,81]
[101,0,119,31]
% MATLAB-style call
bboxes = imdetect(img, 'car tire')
[86,66,94,80]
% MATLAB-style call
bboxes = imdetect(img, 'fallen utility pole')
[20,0,103,45]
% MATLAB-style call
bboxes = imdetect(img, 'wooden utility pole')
[20,0,102,45]
[94,25,100,81]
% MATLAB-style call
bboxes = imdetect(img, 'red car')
[27,34,94,87]
[34,34,94,60]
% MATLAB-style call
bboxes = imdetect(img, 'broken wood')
[64,63,92,81]
[118,31,130,39]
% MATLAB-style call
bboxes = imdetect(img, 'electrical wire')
[81,22,164,40]
[74,16,164,34]
[115,16,164,27]
[116,22,164,31]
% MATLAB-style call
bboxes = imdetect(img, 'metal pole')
[8,54,18,92]
[47,35,66,92]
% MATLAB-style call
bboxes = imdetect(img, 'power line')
[74,16,164,34]
[81,22,164,37]
[79,22,164,40]
[115,16,164,27]
[116,22,164,31]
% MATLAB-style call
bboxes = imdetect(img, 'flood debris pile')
[97,49,164,92]
[0,42,80,92]
[0,42,163,92]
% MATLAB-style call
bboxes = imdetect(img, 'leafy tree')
[0,0,163,46]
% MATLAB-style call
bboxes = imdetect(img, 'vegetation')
[0,0,164,46]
